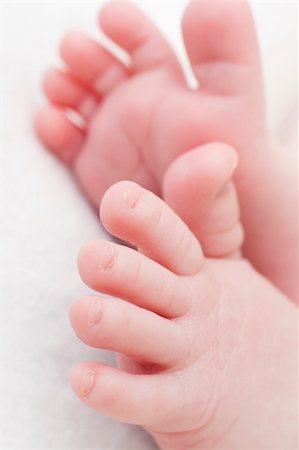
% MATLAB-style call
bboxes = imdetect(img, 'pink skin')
[70,180,297,449]
[34,0,297,301]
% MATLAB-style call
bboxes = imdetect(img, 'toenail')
[80,369,96,397]
[96,241,115,272]
[123,184,141,209]
[88,299,102,325]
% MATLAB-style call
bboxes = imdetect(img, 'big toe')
[182,0,263,97]
[163,143,244,258]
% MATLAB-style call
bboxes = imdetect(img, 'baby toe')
[100,181,203,276]
[42,67,98,121]
[34,107,84,164]
[77,239,191,318]
[70,362,189,428]
[70,295,187,367]
[99,1,182,77]
[60,30,129,96]
[163,143,243,258]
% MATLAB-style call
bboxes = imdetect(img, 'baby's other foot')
[35,0,297,299]
[36,0,260,207]
[70,181,297,449]
[35,2,184,205]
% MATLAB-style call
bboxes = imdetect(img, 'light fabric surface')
[0,1,297,449]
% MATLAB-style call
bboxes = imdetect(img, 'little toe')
[34,107,84,164]
[42,68,98,120]
[99,1,182,77]
[77,239,192,318]
[100,181,203,276]
[163,143,244,257]
[70,362,186,427]
[70,295,187,367]
[60,30,128,96]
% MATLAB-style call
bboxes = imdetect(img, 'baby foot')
[35,1,184,203]
[70,181,297,449]
[35,0,297,299]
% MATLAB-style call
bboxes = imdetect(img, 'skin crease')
[35,0,298,302]
[69,181,297,450]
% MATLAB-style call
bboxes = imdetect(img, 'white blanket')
[1,1,297,448]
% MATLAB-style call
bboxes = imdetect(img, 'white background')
[0,1,297,449]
